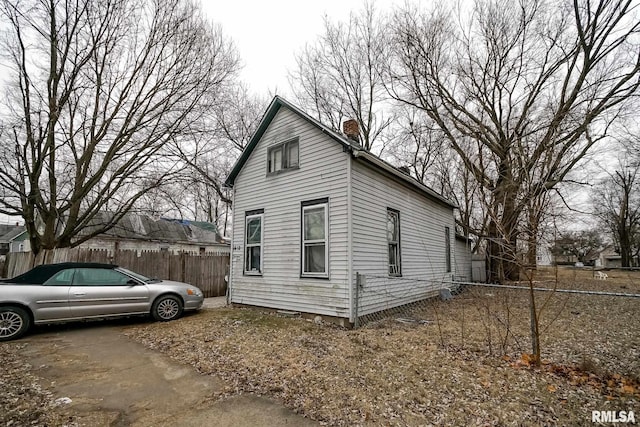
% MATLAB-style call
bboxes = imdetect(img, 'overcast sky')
[201,0,395,97]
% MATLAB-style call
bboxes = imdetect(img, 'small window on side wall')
[387,208,401,276]
[245,211,263,274]
[445,226,451,273]
[302,199,328,278]
[268,138,299,174]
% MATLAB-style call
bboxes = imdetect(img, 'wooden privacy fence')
[3,248,229,297]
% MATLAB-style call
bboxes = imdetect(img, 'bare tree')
[214,84,268,152]
[289,2,393,153]
[550,229,603,264]
[170,85,266,210]
[388,0,640,281]
[593,150,640,267]
[136,171,232,236]
[387,109,445,184]
[0,0,239,254]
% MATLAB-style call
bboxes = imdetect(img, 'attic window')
[267,138,299,174]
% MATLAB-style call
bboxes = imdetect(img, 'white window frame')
[387,208,401,276]
[244,213,264,275]
[267,138,299,174]
[301,202,329,278]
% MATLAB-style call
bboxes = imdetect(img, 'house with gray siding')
[225,96,460,326]
[10,215,229,255]
[0,225,26,255]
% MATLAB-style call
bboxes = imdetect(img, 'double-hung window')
[268,138,299,174]
[387,208,401,276]
[445,226,451,273]
[302,199,328,277]
[245,210,263,274]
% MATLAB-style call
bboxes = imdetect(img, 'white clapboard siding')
[454,237,472,282]
[230,106,350,318]
[351,160,455,316]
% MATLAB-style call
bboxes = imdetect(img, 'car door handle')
[73,292,86,296]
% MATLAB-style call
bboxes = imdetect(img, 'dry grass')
[123,267,640,426]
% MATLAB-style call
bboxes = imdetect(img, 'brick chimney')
[343,119,360,143]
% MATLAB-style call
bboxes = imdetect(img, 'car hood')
[155,280,193,288]
[148,280,203,294]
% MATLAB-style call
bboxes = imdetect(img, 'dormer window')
[267,138,299,174]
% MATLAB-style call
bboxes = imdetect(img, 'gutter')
[227,186,236,306]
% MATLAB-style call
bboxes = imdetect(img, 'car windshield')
[116,267,160,283]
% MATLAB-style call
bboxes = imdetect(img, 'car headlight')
[186,288,202,297]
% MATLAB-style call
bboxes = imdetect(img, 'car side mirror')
[126,279,140,286]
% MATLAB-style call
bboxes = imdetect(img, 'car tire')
[0,306,31,341]
[151,295,183,322]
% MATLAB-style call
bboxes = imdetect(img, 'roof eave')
[351,150,458,209]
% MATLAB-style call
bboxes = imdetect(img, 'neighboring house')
[9,229,29,253]
[10,215,229,255]
[549,236,600,266]
[0,225,26,255]
[225,96,460,326]
[596,245,622,268]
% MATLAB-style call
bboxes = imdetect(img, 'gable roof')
[78,213,226,245]
[224,96,456,209]
[0,225,26,243]
[225,96,359,188]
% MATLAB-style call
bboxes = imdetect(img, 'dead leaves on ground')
[547,363,639,399]
[123,306,639,427]
[504,353,640,399]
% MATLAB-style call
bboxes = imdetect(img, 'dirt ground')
[122,267,639,426]
[0,318,315,427]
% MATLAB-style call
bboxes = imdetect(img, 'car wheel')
[152,295,183,321]
[0,307,30,341]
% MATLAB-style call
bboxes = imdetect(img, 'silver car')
[0,262,204,341]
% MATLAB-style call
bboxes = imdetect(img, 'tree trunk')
[487,181,521,282]
[526,204,542,269]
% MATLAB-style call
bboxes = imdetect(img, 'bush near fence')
[2,248,229,297]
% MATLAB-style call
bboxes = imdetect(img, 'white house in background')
[536,244,553,267]
[224,96,461,326]
[596,245,623,268]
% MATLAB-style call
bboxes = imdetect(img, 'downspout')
[226,186,236,306]
[347,147,354,324]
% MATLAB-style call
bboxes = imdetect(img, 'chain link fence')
[353,267,640,330]
[354,273,460,327]
[350,267,640,394]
